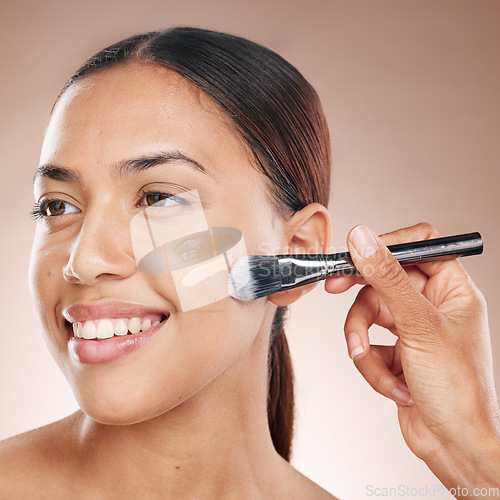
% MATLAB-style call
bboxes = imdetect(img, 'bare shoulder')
[277,459,338,500]
[0,412,81,498]
[289,470,338,500]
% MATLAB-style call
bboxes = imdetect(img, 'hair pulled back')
[58,27,331,461]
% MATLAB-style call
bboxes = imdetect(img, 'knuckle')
[450,272,488,312]
[347,285,372,308]
[415,221,440,239]
[356,284,374,301]
[465,280,488,312]
[372,252,407,287]
[475,288,488,310]
[370,372,393,397]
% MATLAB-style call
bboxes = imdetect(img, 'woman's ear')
[268,203,331,306]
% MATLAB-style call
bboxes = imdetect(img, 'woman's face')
[30,63,284,423]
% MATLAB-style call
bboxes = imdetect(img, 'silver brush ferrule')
[278,256,337,289]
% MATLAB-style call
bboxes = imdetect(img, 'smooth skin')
[0,62,334,499]
[326,223,500,497]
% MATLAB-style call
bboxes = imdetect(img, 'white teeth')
[82,321,97,339]
[114,319,128,336]
[128,317,141,334]
[140,318,152,332]
[72,323,78,336]
[73,322,83,338]
[96,319,114,339]
[72,315,164,339]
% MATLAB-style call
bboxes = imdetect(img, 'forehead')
[41,62,250,174]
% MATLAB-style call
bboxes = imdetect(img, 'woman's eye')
[31,199,80,219]
[138,191,188,208]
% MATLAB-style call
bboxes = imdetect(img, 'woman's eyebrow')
[33,150,215,184]
[115,151,215,179]
[33,165,79,184]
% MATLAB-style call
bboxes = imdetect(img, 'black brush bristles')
[228,256,282,301]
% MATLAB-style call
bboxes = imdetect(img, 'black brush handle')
[277,232,483,279]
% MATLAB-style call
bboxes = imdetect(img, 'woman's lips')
[68,319,167,364]
[63,301,169,365]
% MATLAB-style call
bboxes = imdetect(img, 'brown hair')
[58,27,331,461]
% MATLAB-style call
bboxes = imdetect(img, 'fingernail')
[347,332,364,359]
[350,225,379,259]
[392,386,414,406]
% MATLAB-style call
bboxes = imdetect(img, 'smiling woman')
[0,27,335,498]
[2,25,500,499]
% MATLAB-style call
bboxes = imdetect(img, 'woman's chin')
[72,383,188,426]
[77,398,179,426]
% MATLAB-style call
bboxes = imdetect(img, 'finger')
[377,222,470,280]
[325,221,452,294]
[325,252,429,296]
[346,225,444,341]
[353,344,414,406]
[324,274,367,294]
[344,270,429,360]
[327,263,429,298]
[377,221,441,246]
[344,285,396,361]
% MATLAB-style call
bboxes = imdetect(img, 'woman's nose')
[63,213,137,286]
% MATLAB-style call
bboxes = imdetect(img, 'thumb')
[347,225,442,337]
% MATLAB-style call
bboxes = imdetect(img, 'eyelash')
[30,191,189,220]
[30,200,46,220]
[137,190,190,208]
[30,198,77,220]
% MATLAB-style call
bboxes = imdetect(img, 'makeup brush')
[227,232,483,301]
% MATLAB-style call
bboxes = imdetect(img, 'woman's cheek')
[29,232,66,333]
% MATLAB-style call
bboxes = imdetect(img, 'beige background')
[1,1,499,498]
